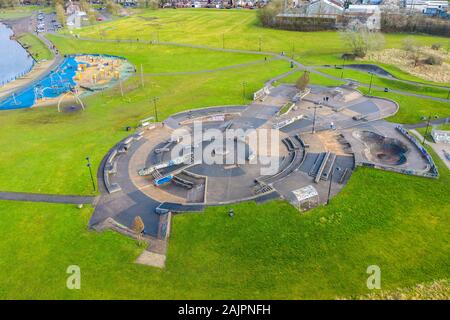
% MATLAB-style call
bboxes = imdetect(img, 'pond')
[0,23,35,86]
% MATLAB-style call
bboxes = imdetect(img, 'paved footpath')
[50,34,450,103]
[0,191,96,205]
[409,129,450,171]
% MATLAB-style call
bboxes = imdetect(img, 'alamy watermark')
[366,265,381,290]
[66,265,81,290]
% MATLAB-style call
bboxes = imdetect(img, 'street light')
[152,96,159,122]
[308,103,323,134]
[422,114,438,144]
[340,57,345,78]
[327,166,341,205]
[258,36,262,52]
[86,156,96,192]
[242,81,247,105]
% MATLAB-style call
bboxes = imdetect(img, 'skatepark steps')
[320,153,336,181]
[295,134,309,148]
[172,175,194,189]
[309,152,326,177]
[314,152,331,183]
[253,182,274,195]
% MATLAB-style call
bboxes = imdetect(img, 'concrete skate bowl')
[354,130,408,166]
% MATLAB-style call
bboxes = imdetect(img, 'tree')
[55,2,66,26]
[341,27,385,58]
[258,0,283,27]
[296,71,310,92]
[132,216,145,246]
[105,0,120,16]
[402,37,421,67]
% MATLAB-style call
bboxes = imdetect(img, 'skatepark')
[91,83,439,241]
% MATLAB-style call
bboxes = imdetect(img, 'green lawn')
[0,39,290,195]
[18,33,53,61]
[0,148,448,299]
[317,67,450,99]
[0,6,51,20]
[0,8,448,300]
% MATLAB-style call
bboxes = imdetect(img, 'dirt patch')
[135,250,166,268]
[315,131,349,155]
[364,48,450,83]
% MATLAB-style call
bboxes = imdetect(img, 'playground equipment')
[57,90,85,112]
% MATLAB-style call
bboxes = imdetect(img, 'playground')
[0,54,134,111]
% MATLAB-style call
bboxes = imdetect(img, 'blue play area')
[0,57,81,111]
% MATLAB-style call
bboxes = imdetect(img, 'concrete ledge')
[135,250,166,268]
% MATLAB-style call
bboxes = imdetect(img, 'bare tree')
[402,37,421,67]
[341,27,385,58]
[296,71,310,91]
[132,216,145,246]
[55,2,66,25]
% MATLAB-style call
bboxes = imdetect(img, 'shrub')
[431,43,442,50]
[423,55,443,66]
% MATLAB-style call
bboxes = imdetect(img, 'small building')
[345,4,381,31]
[291,185,320,211]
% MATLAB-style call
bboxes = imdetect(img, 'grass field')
[67,9,450,72]
[0,38,290,195]
[0,148,448,299]
[0,8,448,300]
[317,67,450,99]
[0,6,51,20]
[18,33,53,61]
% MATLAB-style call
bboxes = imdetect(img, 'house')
[345,4,381,30]
[306,0,345,16]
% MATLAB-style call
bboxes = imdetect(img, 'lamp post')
[327,166,341,205]
[222,33,225,49]
[341,57,345,79]
[86,156,96,192]
[242,81,247,105]
[309,103,322,134]
[152,96,159,122]
[258,36,262,52]
[368,71,374,95]
[422,114,438,144]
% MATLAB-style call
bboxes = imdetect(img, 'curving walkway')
[0,191,96,204]
[50,33,450,103]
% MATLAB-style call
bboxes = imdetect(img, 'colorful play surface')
[0,54,134,111]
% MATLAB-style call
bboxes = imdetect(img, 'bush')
[431,43,442,50]
[341,53,356,61]
[423,55,443,66]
